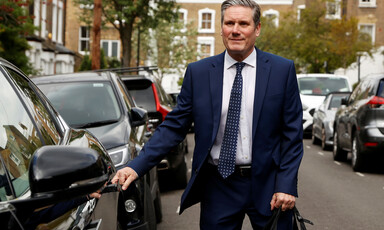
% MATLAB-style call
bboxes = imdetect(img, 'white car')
[297,74,352,136]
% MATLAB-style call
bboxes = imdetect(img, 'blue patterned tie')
[218,62,245,179]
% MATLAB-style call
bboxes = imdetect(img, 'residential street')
[157,134,384,229]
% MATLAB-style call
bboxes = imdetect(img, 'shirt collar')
[224,48,257,70]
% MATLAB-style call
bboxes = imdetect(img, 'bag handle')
[263,206,313,230]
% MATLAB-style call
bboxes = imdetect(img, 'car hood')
[87,120,128,150]
[300,95,326,109]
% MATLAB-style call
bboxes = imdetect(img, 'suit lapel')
[252,49,271,138]
[209,52,225,145]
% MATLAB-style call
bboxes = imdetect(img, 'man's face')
[221,6,261,61]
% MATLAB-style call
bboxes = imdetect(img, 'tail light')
[151,83,171,121]
[367,96,384,108]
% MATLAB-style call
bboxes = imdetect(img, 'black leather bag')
[263,206,313,230]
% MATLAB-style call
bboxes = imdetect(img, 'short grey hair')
[221,0,261,26]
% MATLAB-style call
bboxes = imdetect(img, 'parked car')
[33,71,162,229]
[312,92,351,150]
[118,67,188,190]
[0,57,123,229]
[297,74,352,136]
[333,73,384,171]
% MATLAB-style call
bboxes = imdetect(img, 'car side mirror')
[131,107,148,127]
[341,97,348,106]
[29,146,109,203]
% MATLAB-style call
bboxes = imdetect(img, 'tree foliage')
[143,18,199,83]
[0,0,35,74]
[256,0,374,73]
[74,0,179,67]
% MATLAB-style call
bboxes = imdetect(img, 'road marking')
[176,206,180,214]
[334,161,341,165]
[306,145,311,149]
[356,172,365,177]
[318,151,324,156]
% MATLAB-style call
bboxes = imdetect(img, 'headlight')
[108,145,129,167]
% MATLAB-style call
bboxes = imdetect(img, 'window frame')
[359,0,376,8]
[358,23,376,44]
[197,36,215,60]
[79,26,91,54]
[198,8,215,34]
[101,40,120,58]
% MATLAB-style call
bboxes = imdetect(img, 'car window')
[298,77,350,96]
[115,77,134,112]
[355,79,372,100]
[6,68,61,146]
[0,70,44,200]
[328,94,346,110]
[125,80,157,112]
[378,79,384,98]
[38,82,121,127]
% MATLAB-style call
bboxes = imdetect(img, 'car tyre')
[174,158,188,189]
[154,185,163,223]
[144,183,157,230]
[321,126,330,151]
[351,134,365,172]
[312,128,321,145]
[333,130,347,161]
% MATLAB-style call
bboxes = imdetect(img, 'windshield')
[38,82,121,127]
[298,77,350,96]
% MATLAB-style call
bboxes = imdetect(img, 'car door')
[0,62,118,230]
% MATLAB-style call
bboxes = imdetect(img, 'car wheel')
[174,157,188,189]
[321,126,330,151]
[154,185,163,223]
[144,183,157,230]
[312,128,321,145]
[333,130,347,161]
[351,134,365,172]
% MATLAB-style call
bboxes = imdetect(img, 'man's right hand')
[111,167,138,190]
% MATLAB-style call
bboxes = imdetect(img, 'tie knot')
[235,62,245,73]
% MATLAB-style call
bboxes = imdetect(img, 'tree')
[256,0,374,73]
[75,0,179,67]
[142,17,199,83]
[0,0,36,74]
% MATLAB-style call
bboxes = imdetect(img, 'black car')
[33,71,162,229]
[0,57,122,229]
[118,67,188,190]
[333,74,384,171]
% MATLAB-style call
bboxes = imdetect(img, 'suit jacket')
[129,47,303,216]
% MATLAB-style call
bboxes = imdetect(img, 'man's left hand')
[270,192,295,211]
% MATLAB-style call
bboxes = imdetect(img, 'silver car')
[312,92,351,150]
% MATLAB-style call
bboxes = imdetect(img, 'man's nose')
[232,24,240,34]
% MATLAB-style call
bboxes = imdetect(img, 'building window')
[297,5,305,21]
[262,9,279,27]
[198,8,215,33]
[359,0,376,7]
[359,24,375,44]
[197,37,214,60]
[79,26,90,54]
[179,8,188,32]
[101,40,120,58]
[326,0,341,19]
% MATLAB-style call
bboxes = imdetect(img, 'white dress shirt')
[210,48,257,166]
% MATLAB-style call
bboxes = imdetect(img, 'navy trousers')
[199,164,293,230]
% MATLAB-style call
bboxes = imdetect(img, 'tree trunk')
[92,0,102,70]
[121,23,133,67]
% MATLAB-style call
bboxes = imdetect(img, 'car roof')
[297,73,349,79]
[32,71,112,84]
[119,74,155,82]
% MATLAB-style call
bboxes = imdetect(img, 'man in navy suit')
[113,0,303,229]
